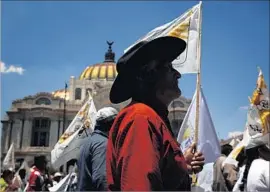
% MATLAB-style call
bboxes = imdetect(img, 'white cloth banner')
[193,162,214,192]
[246,69,269,149]
[49,173,72,192]
[177,87,220,163]
[2,143,15,171]
[51,95,97,169]
[49,165,77,192]
[223,126,250,167]
[125,1,202,74]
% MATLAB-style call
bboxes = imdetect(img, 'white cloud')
[0,61,25,75]
[228,131,243,138]
[239,106,249,110]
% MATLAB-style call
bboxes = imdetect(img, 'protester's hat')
[54,172,62,178]
[96,107,118,122]
[110,36,186,104]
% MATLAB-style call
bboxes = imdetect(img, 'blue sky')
[1,1,269,139]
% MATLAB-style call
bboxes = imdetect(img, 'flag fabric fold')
[222,128,250,167]
[49,165,77,192]
[177,87,220,164]
[51,94,97,169]
[177,87,220,191]
[246,68,269,149]
[124,1,202,74]
[2,143,15,171]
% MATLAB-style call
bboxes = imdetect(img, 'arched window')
[36,98,51,105]
[75,88,81,100]
[171,101,185,108]
[85,88,92,97]
[31,118,50,147]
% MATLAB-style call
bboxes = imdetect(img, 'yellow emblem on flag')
[250,69,270,134]
[167,10,193,41]
[183,127,191,140]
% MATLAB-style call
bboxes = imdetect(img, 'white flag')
[51,95,97,169]
[125,1,202,74]
[2,143,15,171]
[177,87,220,163]
[49,165,77,192]
[223,68,269,166]
[49,173,72,192]
[246,68,269,149]
[194,162,214,192]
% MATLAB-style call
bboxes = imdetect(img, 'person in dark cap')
[106,36,205,191]
[78,107,118,191]
[27,155,47,191]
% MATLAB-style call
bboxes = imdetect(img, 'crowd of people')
[1,36,269,192]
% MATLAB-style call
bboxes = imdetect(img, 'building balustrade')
[9,103,82,111]
[19,146,53,152]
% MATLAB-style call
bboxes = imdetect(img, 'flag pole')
[194,1,203,149]
[192,1,203,186]
[62,82,68,134]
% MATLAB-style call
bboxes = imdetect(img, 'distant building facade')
[1,42,191,171]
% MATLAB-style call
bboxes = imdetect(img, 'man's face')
[155,62,181,103]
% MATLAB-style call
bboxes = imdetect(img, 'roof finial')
[104,41,115,62]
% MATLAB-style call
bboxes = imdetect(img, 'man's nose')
[173,68,181,79]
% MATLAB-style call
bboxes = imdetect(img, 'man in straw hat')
[106,36,205,191]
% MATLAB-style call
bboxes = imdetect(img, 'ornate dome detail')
[79,41,117,81]
[79,63,117,81]
[104,41,115,62]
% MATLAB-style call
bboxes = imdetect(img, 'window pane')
[40,132,47,146]
[41,119,47,128]
[32,132,39,146]
[35,119,40,128]
[75,88,81,100]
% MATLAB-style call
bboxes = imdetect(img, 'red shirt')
[106,102,191,191]
[27,167,44,192]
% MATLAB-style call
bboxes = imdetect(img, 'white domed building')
[1,42,191,171]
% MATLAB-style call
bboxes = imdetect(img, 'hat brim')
[110,36,186,104]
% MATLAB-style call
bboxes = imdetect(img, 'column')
[49,120,59,147]
[4,122,10,152]
[14,119,22,149]
[82,88,86,101]
[20,119,25,149]
[22,119,32,147]
[60,120,63,135]
[8,121,14,148]
[69,76,75,101]
[57,119,61,141]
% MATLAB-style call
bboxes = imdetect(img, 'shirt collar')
[93,129,108,138]
[131,96,174,137]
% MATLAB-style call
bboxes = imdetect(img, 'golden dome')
[79,62,117,80]
[79,41,118,81]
